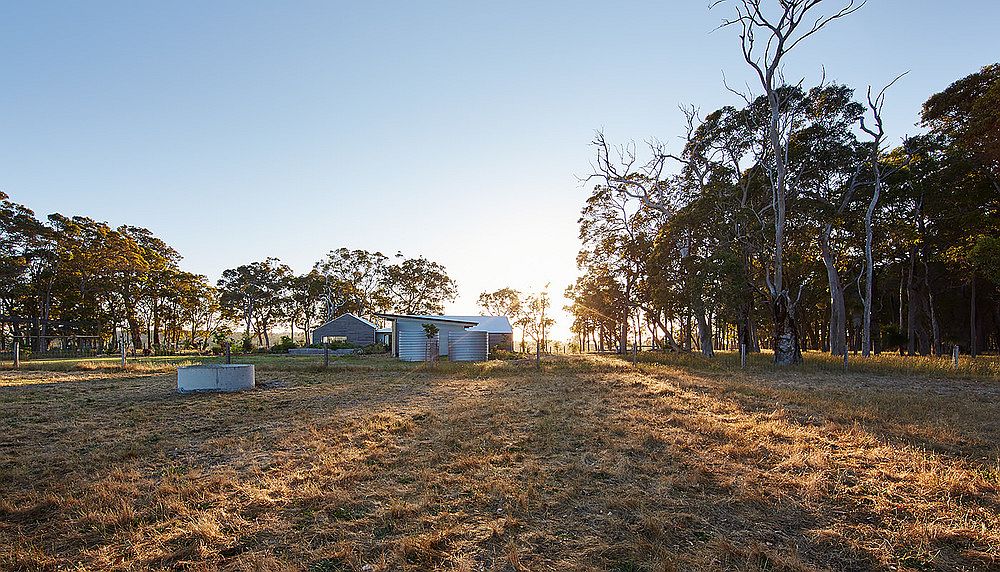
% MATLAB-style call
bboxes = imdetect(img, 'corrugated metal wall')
[397,329,438,361]
[447,330,488,361]
[396,319,468,357]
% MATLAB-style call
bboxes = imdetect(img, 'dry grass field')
[1,353,997,571]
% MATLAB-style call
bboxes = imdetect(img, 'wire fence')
[0,336,105,361]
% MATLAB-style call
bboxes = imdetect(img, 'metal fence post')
[13,341,19,369]
[953,345,959,368]
[843,348,848,371]
[740,343,747,369]
[324,342,330,368]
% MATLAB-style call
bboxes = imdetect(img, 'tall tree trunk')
[916,203,941,355]
[695,309,714,358]
[152,298,161,349]
[906,248,918,355]
[862,184,879,357]
[772,291,802,365]
[126,312,143,352]
[970,273,978,357]
[820,227,847,356]
[898,264,905,331]
[683,312,692,352]
[620,311,628,355]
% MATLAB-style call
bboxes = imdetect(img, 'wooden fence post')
[843,348,848,372]
[953,345,959,368]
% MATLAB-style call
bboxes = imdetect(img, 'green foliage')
[421,323,439,339]
[359,343,388,355]
[269,336,298,353]
[921,63,1000,185]
[970,235,1000,286]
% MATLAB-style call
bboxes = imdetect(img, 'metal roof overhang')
[375,313,479,326]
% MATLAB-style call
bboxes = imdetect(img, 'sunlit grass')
[0,354,996,570]
[630,348,1000,380]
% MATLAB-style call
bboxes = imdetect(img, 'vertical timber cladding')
[448,330,488,361]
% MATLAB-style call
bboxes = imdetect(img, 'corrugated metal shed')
[376,313,514,359]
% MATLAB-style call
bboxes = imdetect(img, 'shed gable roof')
[314,313,378,331]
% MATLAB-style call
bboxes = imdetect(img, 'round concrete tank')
[448,330,488,361]
[178,364,255,392]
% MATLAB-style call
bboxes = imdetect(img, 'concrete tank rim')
[178,364,255,370]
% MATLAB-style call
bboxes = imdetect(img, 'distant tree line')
[478,286,555,353]
[567,1,999,362]
[0,199,457,353]
[218,248,457,349]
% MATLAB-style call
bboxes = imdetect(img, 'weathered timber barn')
[376,314,514,361]
[310,313,377,347]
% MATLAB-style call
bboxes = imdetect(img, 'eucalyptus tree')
[565,269,625,352]
[857,78,911,357]
[313,248,389,320]
[121,225,182,350]
[477,288,523,318]
[577,183,660,353]
[921,63,1000,193]
[175,273,218,349]
[218,257,293,348]
[383,255,457,315]
[521,285,555,353]
[920,63,1000,355]
[478,287,529,348]
[793,84,865,356]
[289,271,326,345]
[0,193,49,347]
[712,0,863,364]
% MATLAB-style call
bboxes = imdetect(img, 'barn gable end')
[310,313,377,347]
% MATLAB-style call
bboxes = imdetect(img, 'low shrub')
[269,336,298,353]
[490,348,525,361]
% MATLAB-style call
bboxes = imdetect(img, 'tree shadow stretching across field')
[0,355,997,571]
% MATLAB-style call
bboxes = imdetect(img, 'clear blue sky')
[2,1,996,339]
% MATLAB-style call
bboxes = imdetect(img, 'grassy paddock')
[633,348,1000,379]
[0,354,997,571]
